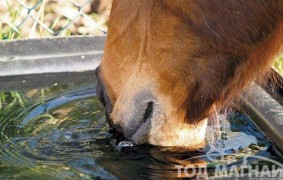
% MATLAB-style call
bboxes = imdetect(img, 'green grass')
[0,0,23,39]
[273,54,283,75]
[0,91,26,111]
[0,0,75,40]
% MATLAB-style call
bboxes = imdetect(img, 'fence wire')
[0,0,111,39]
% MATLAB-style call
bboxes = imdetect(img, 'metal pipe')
[241,83,283,152]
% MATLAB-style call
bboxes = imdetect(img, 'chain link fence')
[0,0,112,39]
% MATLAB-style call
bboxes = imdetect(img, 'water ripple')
[0,83,281,179]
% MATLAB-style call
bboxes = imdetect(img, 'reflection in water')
[0,77,282,179]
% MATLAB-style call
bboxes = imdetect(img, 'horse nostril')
[95,67,106,106]
[96,80,106,106]
[113,123,124,133]
[143,101,154,123]
[95,67,113,119]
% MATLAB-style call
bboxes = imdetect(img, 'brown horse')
[96,0,283,147]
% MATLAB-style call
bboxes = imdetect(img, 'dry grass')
[0,0,112,39]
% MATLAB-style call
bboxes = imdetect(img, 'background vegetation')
[0,0,111,39]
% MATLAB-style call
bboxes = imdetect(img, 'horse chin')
[130,116,208,148]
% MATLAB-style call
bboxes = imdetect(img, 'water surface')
[0,72,282,179]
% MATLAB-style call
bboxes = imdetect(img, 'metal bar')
[241,83,283,152]
[0,36,105,76]
[0,71,96,91]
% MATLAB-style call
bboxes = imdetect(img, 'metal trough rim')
[0,36,283,152]
[0,36,105,76]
